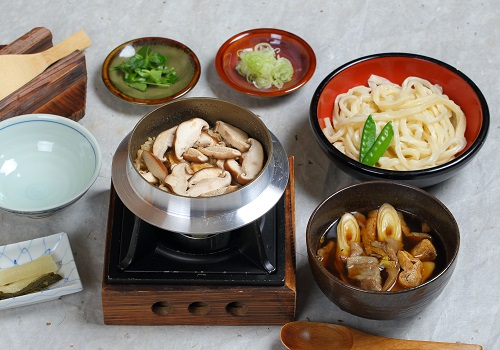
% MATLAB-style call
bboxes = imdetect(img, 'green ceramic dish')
[102,37,201,105]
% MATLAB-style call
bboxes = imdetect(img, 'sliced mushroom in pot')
[134,118,268,198]
[174,118,209,160]
[188,167,223,188]
[215,120,250,152]
[152,126,177,161]
[141,150,168,184]
[164,163,193,196]
[199,145,241,159]
[183,147,209,163]
[237,138,264,184]
[186,170,232,197]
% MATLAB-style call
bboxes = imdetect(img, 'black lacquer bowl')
[306,181,460,319]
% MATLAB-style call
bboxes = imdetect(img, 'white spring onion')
[336,212,361,261]
[376,203,402,242]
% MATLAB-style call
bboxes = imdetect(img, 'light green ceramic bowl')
[0,114,102,217]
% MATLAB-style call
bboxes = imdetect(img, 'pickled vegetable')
[0,254,62,300]
[0,254,58,286]
[0,273,62,300]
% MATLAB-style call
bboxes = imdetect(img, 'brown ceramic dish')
[215,28,316,97]
[310,53,489,188]
[306,181,460,320]
[102,37,200,105]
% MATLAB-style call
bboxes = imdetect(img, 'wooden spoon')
[280,321,482,350]
[0,30,91,100]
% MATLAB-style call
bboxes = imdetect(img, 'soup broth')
[317,208,447,292]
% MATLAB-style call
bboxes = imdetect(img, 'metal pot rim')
[112,131,289,234]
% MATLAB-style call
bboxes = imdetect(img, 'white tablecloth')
[1,1,498,348]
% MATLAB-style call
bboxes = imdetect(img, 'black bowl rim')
[309,52,490,180]
[306,180,460,295]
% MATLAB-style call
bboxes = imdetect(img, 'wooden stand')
[0,27,87,122]
[102,158,296,326]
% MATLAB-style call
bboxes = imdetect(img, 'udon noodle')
[322,75,467,170]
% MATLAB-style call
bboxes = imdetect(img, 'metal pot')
[111,97,289,234]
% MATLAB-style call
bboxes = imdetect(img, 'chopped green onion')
[235,43,293,89]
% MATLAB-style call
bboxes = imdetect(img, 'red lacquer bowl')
[310,53,490,187]
[216,28,316,97]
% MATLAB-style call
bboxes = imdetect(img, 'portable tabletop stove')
[102,158,296,326]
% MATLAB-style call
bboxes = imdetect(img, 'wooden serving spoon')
[280,321,482,350]
[0,30,91,100]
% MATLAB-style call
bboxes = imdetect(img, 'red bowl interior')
[216,28,316,97]
[316,56,484,154]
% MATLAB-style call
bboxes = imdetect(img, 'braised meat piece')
[346,256,382,291]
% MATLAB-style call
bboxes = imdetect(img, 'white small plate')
[0,232,83,310]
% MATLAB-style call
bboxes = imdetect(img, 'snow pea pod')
[361,121,394,166]
[359,115,376,161]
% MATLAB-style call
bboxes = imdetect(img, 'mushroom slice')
[190,162,214,173]
[199,145,241,159]
[174,118,209,160]
[164,163,193,196]
[404,231,433,245]
[165,150,184,170]
[385,237,403,261]
[186,171,232,197]
[199,185,240,197]
[152,126,177,161]
[215,121,250,152]
[141,150,168,183]
[188,167,223,188]
[140,171,159,185]
[183,147,209,163]
[237,138,264,184]
[376,203,402,243]
[193,131,217,148]
[224,159,243,179]
[381,265,400,291]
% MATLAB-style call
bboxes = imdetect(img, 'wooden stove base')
[101,158,296,326]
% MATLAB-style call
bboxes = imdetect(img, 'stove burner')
[106,188,287,286]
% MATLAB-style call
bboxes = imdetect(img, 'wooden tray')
[0,27,87,122]
[102,157,296,326]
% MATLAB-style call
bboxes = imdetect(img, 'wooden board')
[0,27,87,122]
[102,157,296,326]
